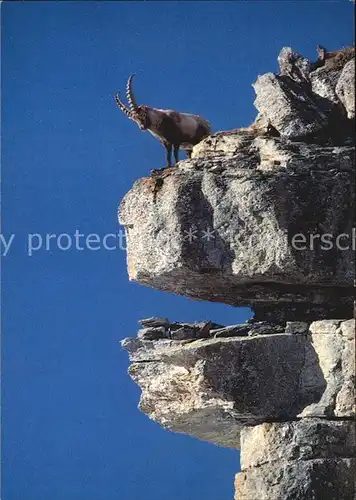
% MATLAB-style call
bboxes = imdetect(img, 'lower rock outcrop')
[122,319,355,498]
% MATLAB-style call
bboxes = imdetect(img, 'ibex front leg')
[165,143,172,167]
[173,145,180,164]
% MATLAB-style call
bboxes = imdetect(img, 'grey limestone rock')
[119,135,354,321]
[168,325,198,340]
[240,420,356,469]
[119,44,355,500]
[254,45,354,145]
[167,321,222,340]
[310,65,343,107]
[236,417,356,499]
[210,325,250,338]
[253,73,328,140]
[336,59,355,119]
[139,317,170,328]
[121,320,355,449]
[300,319,356,418]
[278,46,311,84]
[137,326,167,340]
[285,321,309,334]
[247,321,285,336]
[125,333,305,448]
[235,458,356,500]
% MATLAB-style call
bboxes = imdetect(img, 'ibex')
[114,75,212,167]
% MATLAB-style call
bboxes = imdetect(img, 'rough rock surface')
[236,420,356,500]
[278,47,311,84]
[301,319,356,418]
[235,457,356,500]
[253,73,328,139]
[119,45,354,323]
[120,44,356,500]
[336,59,355,119]
[254,45,355,144]
[119,135,354,321]
[240,419,356,468]
[122,319,355,448]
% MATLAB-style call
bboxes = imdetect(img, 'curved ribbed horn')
[126,74,138,110]
[114,93,131,117]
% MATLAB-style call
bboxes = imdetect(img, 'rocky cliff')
[119,46,355,500]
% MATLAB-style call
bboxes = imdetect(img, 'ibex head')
[114,74,149,130]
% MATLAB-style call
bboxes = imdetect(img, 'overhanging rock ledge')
[119,133,354,321]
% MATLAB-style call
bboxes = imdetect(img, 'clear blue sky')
[2,2,353,499]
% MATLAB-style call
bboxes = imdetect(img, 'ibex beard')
[114,74,212,167]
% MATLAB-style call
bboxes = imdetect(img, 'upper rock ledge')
[118,46,355,322]
[119,136,354,321]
